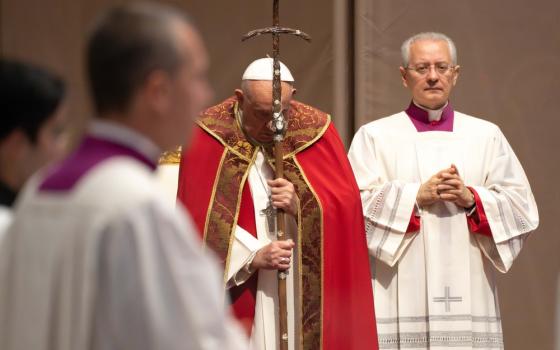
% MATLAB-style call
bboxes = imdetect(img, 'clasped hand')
[416,164,474,208]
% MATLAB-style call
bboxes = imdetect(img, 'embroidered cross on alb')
[433,286,462,312]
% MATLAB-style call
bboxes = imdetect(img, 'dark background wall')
[0,0,334,134]
[1,0,558,349]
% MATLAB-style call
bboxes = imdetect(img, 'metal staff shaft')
[271,3,289,349]
[275,141,289,350]
[241,1,311,348]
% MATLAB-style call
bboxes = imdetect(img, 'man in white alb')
[0,3,246,350]
[348,32,539,349]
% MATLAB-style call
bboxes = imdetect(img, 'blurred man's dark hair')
[0,59,66,142]
[86,2,192,115]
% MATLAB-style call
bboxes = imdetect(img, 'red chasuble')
[178,97,379,350]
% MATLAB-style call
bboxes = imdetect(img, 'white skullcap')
[241,58,295,82]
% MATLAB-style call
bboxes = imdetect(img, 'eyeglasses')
[405,63,455,76]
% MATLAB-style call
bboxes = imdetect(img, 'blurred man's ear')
[399,66,409,88]
[141,70,173,116]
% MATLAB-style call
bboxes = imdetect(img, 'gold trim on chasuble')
[284,156,325,350]
[197,97,330,349]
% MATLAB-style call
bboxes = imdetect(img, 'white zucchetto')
[241,58,295,82]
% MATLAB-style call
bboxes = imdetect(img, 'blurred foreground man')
[0,59,67,235]
[178,58,378,350]
[0,3,246,350]
[348,32,539,349]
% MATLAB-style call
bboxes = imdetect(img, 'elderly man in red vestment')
[178,58,379,350]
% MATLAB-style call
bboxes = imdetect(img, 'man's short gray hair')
[401,32,457,67]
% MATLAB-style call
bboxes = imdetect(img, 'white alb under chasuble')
[348,111,539,349]
[226,150,299,350]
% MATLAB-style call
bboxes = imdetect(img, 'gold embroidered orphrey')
[198,97,330,349]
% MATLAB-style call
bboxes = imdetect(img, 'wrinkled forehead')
[409,39,452,63]
[243,80,293,106]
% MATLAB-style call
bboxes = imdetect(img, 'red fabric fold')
[406,210,421,233]
[228,182,258,336]
[466,187,492,237]
[295,124,378,350]
[177,127,223,236]
[178,128,258,336]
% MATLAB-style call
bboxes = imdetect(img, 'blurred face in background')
[114,20,212,152]
[163,22,212,150]
[1,103,69,191]
[26,104,69,171]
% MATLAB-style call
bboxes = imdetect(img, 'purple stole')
[40,136,156,192]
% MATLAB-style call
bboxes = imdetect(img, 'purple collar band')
[39,135,157,192]
[405,101,454,132]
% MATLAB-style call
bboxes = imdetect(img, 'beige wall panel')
[1,0,333,141]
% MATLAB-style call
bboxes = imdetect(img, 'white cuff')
[225,226,265,288]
